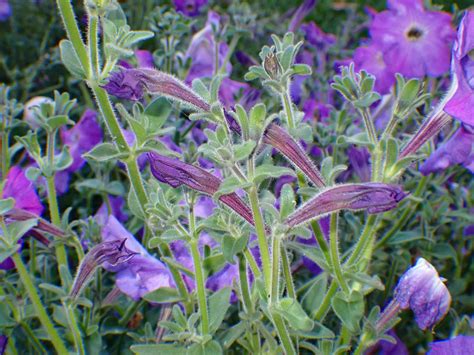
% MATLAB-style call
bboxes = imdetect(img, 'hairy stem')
[329,213,349,294]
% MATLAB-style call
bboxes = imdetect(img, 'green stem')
[270,234,281,304]
[119,300,144,326]
[345,215,378,267]
[272,312,296,355]
[310,220,331,267]
[329,214,349,294]
[190,239,209,335]
[88,15,100,78]
[20,321,48,354]
[281,89,295,130]
[64,302,86,355]
[248,186,271,294]
[238,253,253,313]
[1,130,9,179]
[358,108,377,146]
[281,245,295,299]
[313,280,337,321]
[244,248,261,279]
[12,253,68,354]
[56,0,90,75]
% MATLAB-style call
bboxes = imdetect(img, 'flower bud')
[394,258,451,330]
[264,52,281,79]
[285,183,407,227]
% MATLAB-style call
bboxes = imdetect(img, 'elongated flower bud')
[148,152,255,226]
[104,67,210,112]
[285,183,407,227]
[263,124,326,187]
[70,239,138,299]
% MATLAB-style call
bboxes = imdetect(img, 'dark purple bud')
[400,109,452,158]
[70,238,138,299]
[393,258,451,330]
[102,67,145,101]
[104,67,210,112]
[148,152,255,225]
[285,183,407,227]
[263,124,326,188]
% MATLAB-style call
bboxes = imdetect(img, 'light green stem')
[313,280,337,321]
[88,15,100,78]
[329,214,349,294]
[248,186,271,293]
[65,303,86,355]
[281,90,295,130]
[281,246,295,299]
[238,253,253,313]
[190,239,209,335]
[12,253,68,354]
[272,312,296,355]
[270,234,281,304]
[345,215,378,267]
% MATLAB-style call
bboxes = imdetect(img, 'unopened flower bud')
[394,258,451,330]
[264,52,281,79]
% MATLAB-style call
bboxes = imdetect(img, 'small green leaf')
[0,198,15,215]
[274,297,314,331]
[331,290,364,333]
[214,176,252,198]
[144,97,173,132]
[130,344,185,355]
[143,287,183,303]
[233,141,256,161]
[0,245,21,264]
[292,64,312,76]
[222,234,248,263]
[208,287,231,334]
[353,92,381,108]
[7,219,38,244]
[83,143,126,162]
[128,189,145,220]
[59,40,85,78]
[279,184,295,220]
[253,164,295,185]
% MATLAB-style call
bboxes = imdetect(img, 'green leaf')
[187,341,223,355]
[0,198,15,215]
[7,219,38,244]
[253,164,295,185]
[274,297,314,331]
[222,234,248,264]
[214,176,252,198]
[289,322,335,339]
[143,287,183,303]
[54,145,73,171]
[292,64,312,76]
[46,115,74,131]
[208,287,231,334]
[59,40,85,78]
[279,184,295,220]
[144,97,173,132]
[83,143,126,162]
[233,141,256,161]
[221,321,246,349]
[344,272,385,291]
[0,245,21,264]
[302,274,328,316]
[131,344,185,355]
[331,290,364,333]
[353,92,381,108]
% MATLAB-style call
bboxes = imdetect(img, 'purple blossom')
[60,109,103,173]
[148,152,255,226]
[134,50,154,68]
[428,335,474,355]
[0,335,7,355]
[102,68,145,101]
[285,183,407,228]
[288,0,317,33]
[301,22,336,50]
[353,44,395,94]
[219,77,250,108]
[0,0,11,21]
[367,329,408,355]
[95,195,128,226]
[101,216,175,300]
[420,124,474,175]
[394,258,451,330]
[443,10,474,126]
[173,0,207,17]
[348,146,371,182]
[185,11,230,82]
[370,0,455,79]
[302,97,331,122]
[2,166,43,216]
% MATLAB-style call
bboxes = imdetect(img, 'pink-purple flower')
[2,166,43,216]
[173,0,207,17]
[428,335,474,355]
[370,0,455,79]
[443,10,474,126]
[0,0,11,21]
[354,44,395,94]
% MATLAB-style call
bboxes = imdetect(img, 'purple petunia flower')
[2,166,43,216]
[443,10,474,126]
[353,44,395,94]
[367,329,409,355]
[134,50,154,69]
[173,0,207,17]
[428,335,474,355]
[60,109,103,173]
[370,0,455,79]
[185,11,230,82]
[285,183,407,227]
[102,68,145,101]
[394,258,451,330]
[95,195,128,226]
[0,335,7,355]
[348,146,371,182]
[0,0,11,21]
[420,124,474,175]
[101,216,175,300]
